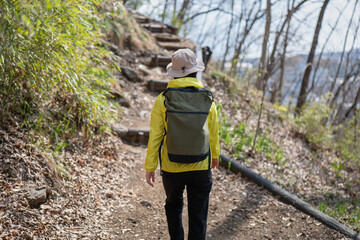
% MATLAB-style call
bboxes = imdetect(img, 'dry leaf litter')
[0,48,356,239]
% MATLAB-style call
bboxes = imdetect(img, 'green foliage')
[335,111,360,163]
[295,98,359,166]
[317,198,360,230]
[170,15,183,30]
[104,2,156,51]
[295,98,333,148]
[211,71,238,93]
[217,104,286,164]
[331,160,345,178]
[255,135,286,164]
[273,102,289,118]
[0,0,116,145]
[211,71,232,83]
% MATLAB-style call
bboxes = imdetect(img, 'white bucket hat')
[166,48,205,78]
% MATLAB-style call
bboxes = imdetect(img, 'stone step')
[141,23,177,34]
[153,33,181,42]
[134,14,150,24]
[141,23,165,33]
[157,40,195,51]
[147,80,168,92]
[150,54,172,68]
[133,9,178,34]
[160,24,178,35]
[112,127,150,145]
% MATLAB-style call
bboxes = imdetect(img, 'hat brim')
[166,58,205,78]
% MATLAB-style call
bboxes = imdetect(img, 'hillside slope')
[1,4,357,239]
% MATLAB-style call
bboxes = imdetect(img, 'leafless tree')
[251,0,271,153]
[196,10,225,47]
[161,0,169,23]
[334,65,360,122]
[329,0,359,95]
[176,0,191,24]
[342,80,360,122]
[269,0,309,102]
[229,0,264,77]
[173,0,177,21]
[330,0,359,108]
[307,3,349,95]
[255,0,271,91]
[295,0,330,114]
[183,7,221,24]
[220,0,235,71]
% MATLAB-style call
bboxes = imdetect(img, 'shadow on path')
[208,184,265,239]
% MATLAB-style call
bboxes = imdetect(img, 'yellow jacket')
[145,77,220,173]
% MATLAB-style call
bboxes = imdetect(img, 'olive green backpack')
[161,87,213,164]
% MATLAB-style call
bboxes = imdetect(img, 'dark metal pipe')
[220,153,359,240]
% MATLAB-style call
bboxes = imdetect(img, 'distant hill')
[230,48,360,105]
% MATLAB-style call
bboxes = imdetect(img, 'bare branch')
[329,0,359,95]
[183,7,221,24]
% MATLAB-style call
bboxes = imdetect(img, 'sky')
[137,0,360,60]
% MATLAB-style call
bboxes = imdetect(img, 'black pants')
[162,170,212,240]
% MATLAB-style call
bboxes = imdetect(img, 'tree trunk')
[329,0,358,95]
[255,0,271,91]
[161,0,169,23]
[332,67,360,122]
[277,14,292,103]
[340,70,360,122]
[295,0,330,114]
[330,5,360,108]
[271,0,297,103]
[176,0,191,24]
[355,108,358,147]
[266,0,308,89]
[308,2,349,95]
[229,18,247,76]
[221,0,235,71]
[229,0,264,77]
[342,85,360,122]
[171,0,177,19]
[252,0,271,155]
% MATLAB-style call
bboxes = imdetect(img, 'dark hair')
[174,72,197,79]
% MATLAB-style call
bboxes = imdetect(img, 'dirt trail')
[108,81,348,240]
[98,8,354,239]
[0,10,355,239]
[1,74,347,239]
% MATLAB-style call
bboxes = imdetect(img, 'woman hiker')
[144,48,220,240]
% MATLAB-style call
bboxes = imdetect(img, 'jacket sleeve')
[208,102,220,159]
[144,96,165,172]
